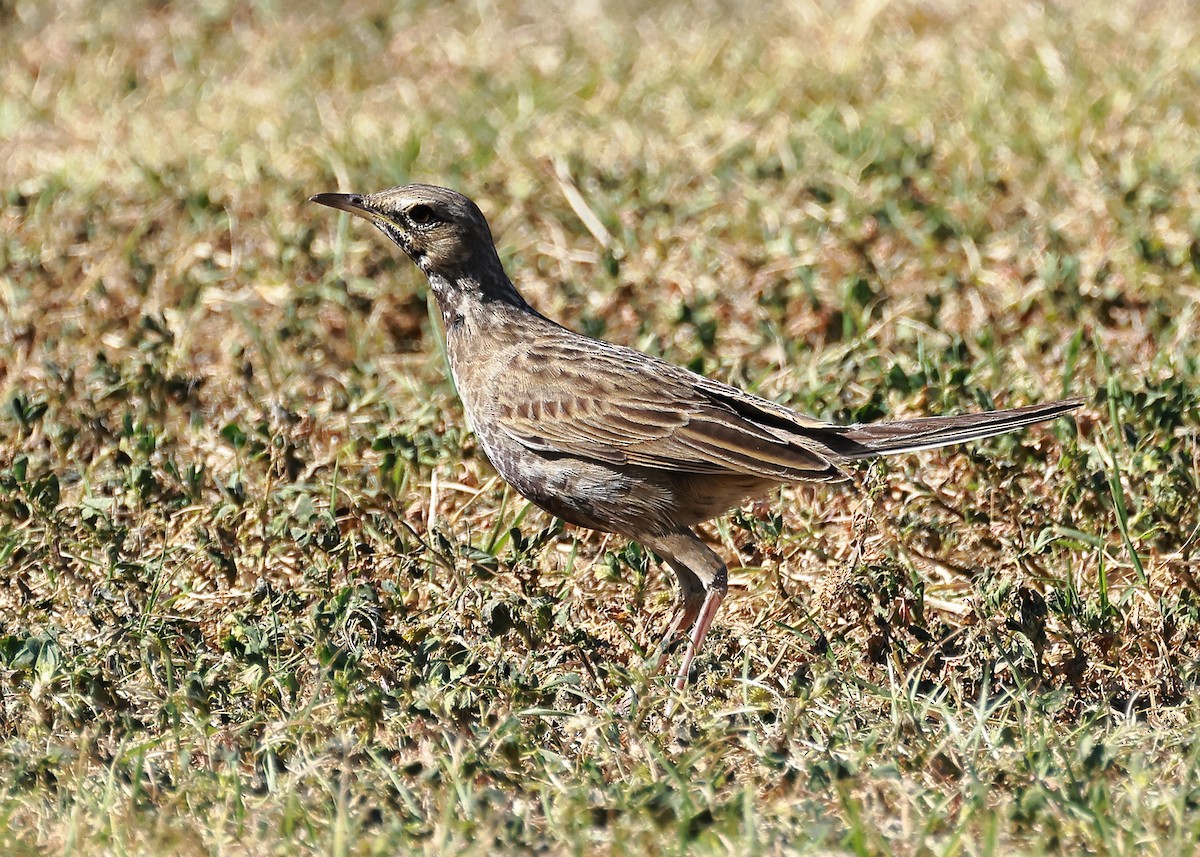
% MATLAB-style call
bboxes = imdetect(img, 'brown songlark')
[312,184,1082,706]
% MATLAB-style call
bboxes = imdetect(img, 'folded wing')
[494,336,1082,482]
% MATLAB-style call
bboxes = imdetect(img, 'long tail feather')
[831,397,1084,460]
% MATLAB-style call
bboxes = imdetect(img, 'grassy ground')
[3,0,1200,853]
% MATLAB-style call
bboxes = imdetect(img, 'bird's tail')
[831,397,1084,460]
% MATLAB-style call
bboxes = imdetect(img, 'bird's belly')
[472,427,652,528]
[468,423,669,535]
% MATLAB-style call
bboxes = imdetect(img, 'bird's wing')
[492,338,846,482]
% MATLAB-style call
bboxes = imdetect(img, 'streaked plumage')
[312,184,1082,710]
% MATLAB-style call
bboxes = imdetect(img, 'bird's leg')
[617,551,703,715]
[631,531,729,714]
[648,571,705,675]
[672,563,727,693]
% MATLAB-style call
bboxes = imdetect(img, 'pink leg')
[617,581,703,715]
[650,597,704,673]
[622,530,729,717]
[672,588,725,693]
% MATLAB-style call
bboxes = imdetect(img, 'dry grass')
[2,0,1200,853]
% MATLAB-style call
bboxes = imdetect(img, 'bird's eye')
[407,204,437,226]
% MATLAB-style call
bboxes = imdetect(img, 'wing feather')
[493,338,841,480]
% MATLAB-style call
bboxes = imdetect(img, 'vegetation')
[2,1,1199,853]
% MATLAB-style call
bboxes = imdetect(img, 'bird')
[311,183,1082,709]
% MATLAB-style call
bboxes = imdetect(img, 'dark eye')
[407,204,437,226]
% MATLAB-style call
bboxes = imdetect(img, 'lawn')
[2,0,1199,853]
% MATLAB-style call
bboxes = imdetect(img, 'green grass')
[3,0,1200,853]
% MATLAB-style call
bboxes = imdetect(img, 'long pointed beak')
[310,192,371,218]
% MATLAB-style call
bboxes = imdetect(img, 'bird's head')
[310,183,497,277]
